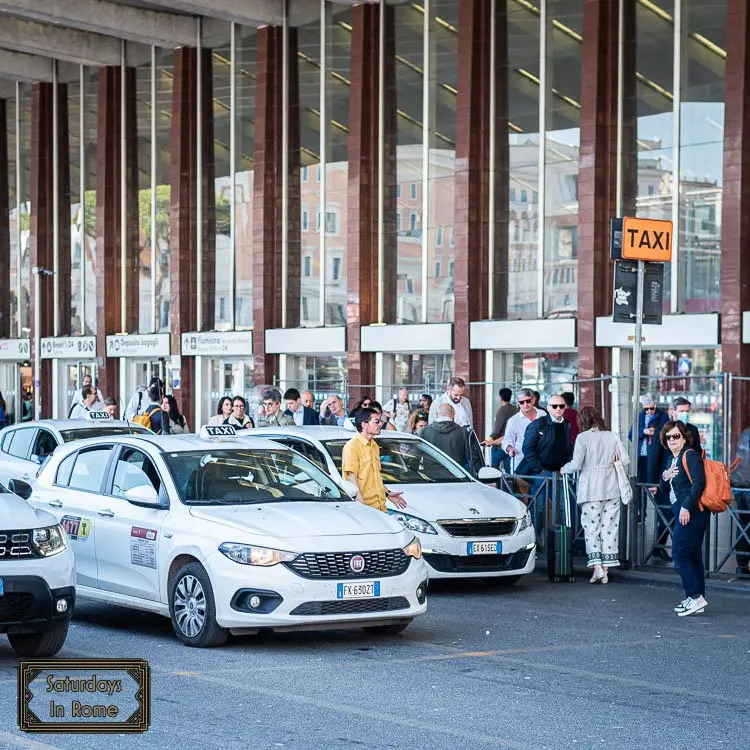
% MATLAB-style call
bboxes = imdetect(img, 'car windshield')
[163,449,347,505]
[323,437,472,485]
[60,426,151,442]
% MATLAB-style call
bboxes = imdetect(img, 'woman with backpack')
[659,420,708,617]
[560,406,629,584]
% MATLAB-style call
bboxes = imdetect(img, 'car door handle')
[97,509,115,518]
[48,499,63,508]
[22,474,30,481]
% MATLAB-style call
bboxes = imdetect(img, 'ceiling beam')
[0,0,196,48]
[0,17,121,66]
[143,0,283,25]
[0,49,53,82]
[0,79,16,98]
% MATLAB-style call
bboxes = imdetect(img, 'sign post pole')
[630,259,645,479]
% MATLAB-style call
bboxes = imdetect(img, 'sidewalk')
[535,559,750,598]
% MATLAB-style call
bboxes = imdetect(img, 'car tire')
[8,621,69,658]
[169,563,227,648]
[361,620,412,635]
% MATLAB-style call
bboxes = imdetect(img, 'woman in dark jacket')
[659,420,709,617]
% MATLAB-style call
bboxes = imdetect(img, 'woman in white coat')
[561,406,629,584]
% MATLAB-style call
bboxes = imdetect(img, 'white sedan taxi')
[0,415,151,488]
[248,427,536,582]
[26,425,428,647]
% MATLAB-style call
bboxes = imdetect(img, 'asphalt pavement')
[0,571,747,750]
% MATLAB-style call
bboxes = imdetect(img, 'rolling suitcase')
[547,473,574,583]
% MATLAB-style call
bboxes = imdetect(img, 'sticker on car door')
[60,515,92,541]
[130,526,157,569]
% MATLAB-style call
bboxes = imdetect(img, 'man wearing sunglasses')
[520,395,574,478]
[628,395,669,484]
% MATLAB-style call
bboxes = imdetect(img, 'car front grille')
[0,593,35,621]
[438,518,518,537]
[285,549,410,580]
[0,531,36,559]
[424,548,532,574]
[290,597,410,616]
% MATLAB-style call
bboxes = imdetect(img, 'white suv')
[0,480,75,657]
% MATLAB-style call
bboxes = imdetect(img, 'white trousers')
[579,498,621,568]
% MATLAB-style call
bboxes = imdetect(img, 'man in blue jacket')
[628,395,669,484]
[284,388,320,426]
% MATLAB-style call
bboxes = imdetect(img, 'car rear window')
[59,426,150,442]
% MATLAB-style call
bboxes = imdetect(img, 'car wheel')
[361,621,412,635]
[169,563,227,648]
[8,621,69,658]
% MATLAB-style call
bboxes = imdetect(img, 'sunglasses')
[518,399,532,405]
[666,433,682,440]
[644,407,655,412]
[549,404,566,410]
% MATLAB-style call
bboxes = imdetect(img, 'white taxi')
[0,415,151,488]
[27,426,428,647]
[248,427,536,583]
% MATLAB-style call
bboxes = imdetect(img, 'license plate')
[0,578,4,597]
[336,581,381,599]
[467,541,502,555]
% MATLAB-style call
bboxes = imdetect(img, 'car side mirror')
[124,485,165,508]
[477,466,502,484]
[340,479,359,499]
[9,478,32,500]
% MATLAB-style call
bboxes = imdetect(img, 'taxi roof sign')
[85,410,111,421]
[200,424,237,441]
[621,217,672,262]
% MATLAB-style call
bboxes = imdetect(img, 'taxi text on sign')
[621,217,673,263]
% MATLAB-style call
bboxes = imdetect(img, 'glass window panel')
[506,0,541,318]
[69,76,82,335]
[235,26,256,330]
[19,84,31,338]
[155,49,172,333]
[298,15,322,326]
[287,355,348,402]
[83,67,97,335]
[427,0,458,324]
[212,34,232,331]
[543,0,581,319]
[394,2,425,324]
[7,93,17,337]
[678,0,725,313]
[135,60,152,333]
[391,353,455,395]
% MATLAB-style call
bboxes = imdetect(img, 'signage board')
[105,334,170,358]
[180,331,252,357]
[0,339,30,361]
[621,217,673,263]
[609,218,623,260]
[41,336,97,360]
[612,261,664,325]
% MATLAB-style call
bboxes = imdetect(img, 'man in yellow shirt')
[342,408,407,512]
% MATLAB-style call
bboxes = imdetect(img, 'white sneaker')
[674,598,691,613]
[677,596,708,617]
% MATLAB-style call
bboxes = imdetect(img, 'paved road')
[0,572,747,750]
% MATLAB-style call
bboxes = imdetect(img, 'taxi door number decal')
[130,526,158,569]
[61,515,92,541]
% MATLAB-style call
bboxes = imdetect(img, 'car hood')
[189,500,406,542]
[0,493,58,529]
[386,482,526,522]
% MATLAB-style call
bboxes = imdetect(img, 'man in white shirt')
[69,386,101,419]
[428,377,473,428]
[69,374,103,416]
[501,388,545,471]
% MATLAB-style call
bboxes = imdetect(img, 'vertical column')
[56,84,72,337]
[0,98,9,339]
[348,2,395,397]
[95,66,138,401]
[576,0,620,405]
[253,26,300,382]
[454,0,493,434]
[722,0,750,445]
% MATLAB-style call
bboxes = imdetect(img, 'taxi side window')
[56,453,77,486]
[68,447,113,492]
[33,429,58,459]
[111,448,163,498]
[1,430,15,454]
[7,428,36,460]
[280,439,328,471]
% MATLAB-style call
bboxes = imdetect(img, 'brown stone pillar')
[169,47,215,431]
[576,0,620,406]
[253,26,301,383]
[454,0,495,435]
[0,98,9,339]
[56,85,72,338]
[347,2,396,398]
[95,66,138,401]
[722,0,750,447]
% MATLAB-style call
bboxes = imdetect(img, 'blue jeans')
[491,446,511,472]
[528,471,554,532]
[671,503,710,598]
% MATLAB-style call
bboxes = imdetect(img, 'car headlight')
[518,510,533,532]
[32,525,67,557]
[387,510,438,535]
[402,537,422,559]
[218,543,298,566]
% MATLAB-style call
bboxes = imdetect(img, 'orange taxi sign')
[621,217,672,262]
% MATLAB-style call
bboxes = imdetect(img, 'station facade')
[0,0,744,444]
